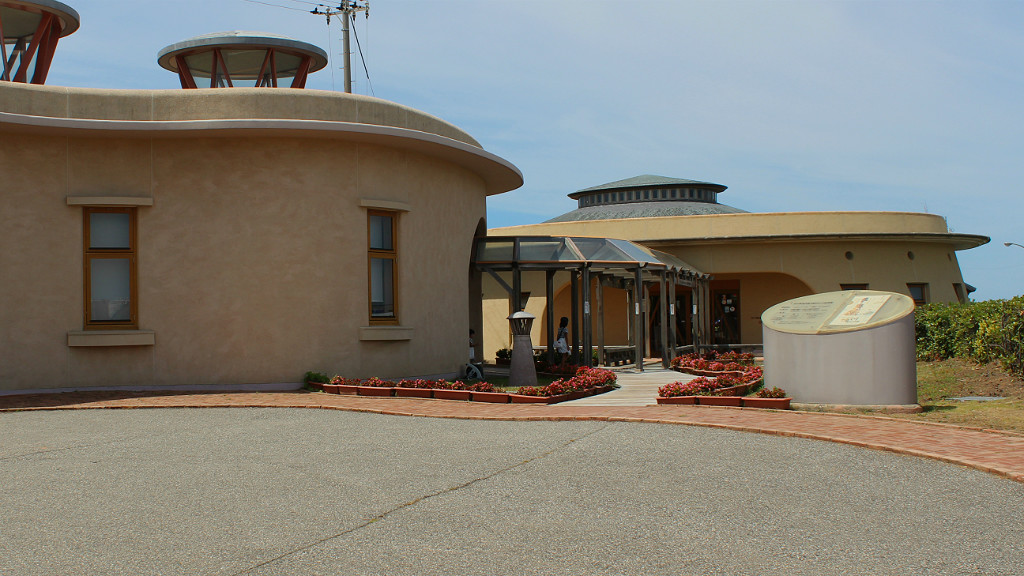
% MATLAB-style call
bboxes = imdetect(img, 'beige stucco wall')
[0,84,522,392]
[483,209,984,351]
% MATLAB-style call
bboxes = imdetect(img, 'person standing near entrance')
[555,316,570,368]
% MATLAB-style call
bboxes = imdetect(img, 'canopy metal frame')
[474,235,712,371]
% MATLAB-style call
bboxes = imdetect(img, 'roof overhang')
[641,232,990,252]
[0,111,523,195]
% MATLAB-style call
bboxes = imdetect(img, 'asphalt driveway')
[1,408,1021,575]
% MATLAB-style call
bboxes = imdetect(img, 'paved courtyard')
[2,408,1022,575]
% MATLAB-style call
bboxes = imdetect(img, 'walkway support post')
[668,273,678,359]
[660,272,670,368]
[633,267,644,371]
[596,275,606,367]
[545,269,555,366]
[582,265,592,368]
[571,270,580,365]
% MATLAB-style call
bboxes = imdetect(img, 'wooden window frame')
[367,209,399,325]
[83,207,138,330]
[907,283,929,306]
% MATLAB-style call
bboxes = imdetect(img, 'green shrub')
[916,297,1024,378]
[304,371,330,384]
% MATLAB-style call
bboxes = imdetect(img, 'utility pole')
[311,1,369,93]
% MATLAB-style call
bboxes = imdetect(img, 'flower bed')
[670,351,756,377]
[310,366,618,405]
[657,369,790,409]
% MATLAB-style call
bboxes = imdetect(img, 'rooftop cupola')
[0,0,80,84]
[157,31,328,89]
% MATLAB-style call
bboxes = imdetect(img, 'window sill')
[359,326,413,341]
[67,196,154,207]
[68,330,156,347]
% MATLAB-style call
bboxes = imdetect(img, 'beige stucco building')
[0,83,521,393]
[482,175,987,363]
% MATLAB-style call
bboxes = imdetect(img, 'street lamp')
[1004,242,1024,250]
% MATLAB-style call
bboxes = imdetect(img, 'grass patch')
[894,358,1024,433]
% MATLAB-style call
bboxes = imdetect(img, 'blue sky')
[52,0,1024,300]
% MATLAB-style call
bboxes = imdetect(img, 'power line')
[241,0,370,94]
[350,13,374,96]
[241,0,309,13]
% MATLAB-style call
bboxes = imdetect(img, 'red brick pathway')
[3,390,1023,483]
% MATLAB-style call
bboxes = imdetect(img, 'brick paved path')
[2,389,1022,483]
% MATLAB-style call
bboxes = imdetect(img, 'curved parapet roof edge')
[490,211,990,251]
[1,0,80,37]
[157,32,329,75]
[0,82,481,147]
[0,111,523,195]
[0,83,522,195]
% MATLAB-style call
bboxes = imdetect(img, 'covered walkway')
[475,235,713,371]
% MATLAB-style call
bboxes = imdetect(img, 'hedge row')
[915,297,1024,378]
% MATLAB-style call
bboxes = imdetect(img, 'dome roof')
[544,201,747,223]
[569,174,726,199]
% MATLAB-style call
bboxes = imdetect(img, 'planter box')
[566,390,588,401]
[697,396,743,407]
[657,396,698,405]
[321,383,340,394]
[509,394,550,403]
[357,386,394,397]
[335,384,359,395]
[470,391,510,403]
[742,397,792,409]
[433,389,472,401]
[306,381,326,391]
[495,358,511,366]
[675,368,746,378]
[394,387,433,398]
[547,394,572,404]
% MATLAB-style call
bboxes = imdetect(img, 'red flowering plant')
[515,366,617,396]
[360,376,395,388]
[329,376,362,385]
[465,381,497,392]
[718,351,755,364]
[658,377,721,397]
[755,386,787,398]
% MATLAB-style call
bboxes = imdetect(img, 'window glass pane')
[90,257,131,321]
[370,257,395,317]
[90,213,131,249]
[369,214,393,250]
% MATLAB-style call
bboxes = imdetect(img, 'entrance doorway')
[712,288,740,345]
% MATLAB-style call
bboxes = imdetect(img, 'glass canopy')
[474,235,705,278]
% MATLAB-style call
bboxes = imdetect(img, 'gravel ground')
[1,408,1021,575]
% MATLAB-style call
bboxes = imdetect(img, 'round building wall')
[0,84,521,392]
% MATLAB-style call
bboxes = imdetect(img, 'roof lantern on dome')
[545,174,744,223]
[0,0,80,84]
[157,31,329,89]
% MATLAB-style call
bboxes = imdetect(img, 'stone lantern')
[507,311,538,389]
